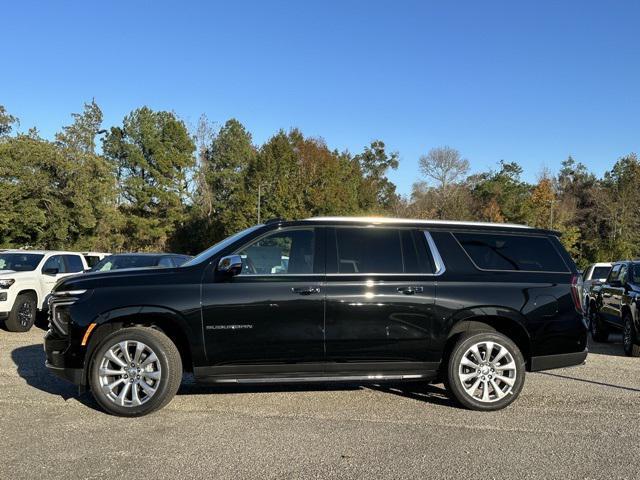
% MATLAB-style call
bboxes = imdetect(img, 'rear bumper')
[529,349,588,372]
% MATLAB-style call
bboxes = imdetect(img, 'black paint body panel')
[44,219,588,386]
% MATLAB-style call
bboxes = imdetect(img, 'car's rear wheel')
[89,326,182,417]
[5,293,37,332]
[622,313,640,357]
[589,309,609,342]
[446,331,525,411]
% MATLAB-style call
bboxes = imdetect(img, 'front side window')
[607,264,621,283]
[42,255,66,274]
[0,253,44,272]
[235,229,315,275]
[455,232,568,272]
[333,227,419,274]
[631,264,640,284]
[64,255,85,273]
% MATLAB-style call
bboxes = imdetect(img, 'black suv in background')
[589,261,640,356]
[44,217,587,416]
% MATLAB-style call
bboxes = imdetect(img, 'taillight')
[570,274,583,314]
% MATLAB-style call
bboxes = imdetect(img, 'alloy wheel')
[458,340,517,403]
[98,341,162,407]
[18,301,34,328]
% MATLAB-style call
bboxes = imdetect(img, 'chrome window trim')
[424,231,446,276]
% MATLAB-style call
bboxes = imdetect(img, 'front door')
[201,227,325,370]
[323,226,438,369]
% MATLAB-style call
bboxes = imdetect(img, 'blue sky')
[3,0,639,195]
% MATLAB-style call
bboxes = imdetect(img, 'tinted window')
[84,255,101,268]
[92,255,159,272]
[607,264,621,282]
[591,266,611,280]
[173,256,191,267]
[455,232,568,272]
[43,255,66,274]
[334,228,418,274]
[0,253,44,271]
[64,255,85,273]
[631,264,640,284]
[236,229,315,275]
[157,257,174,268]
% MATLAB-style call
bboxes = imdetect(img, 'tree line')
[0,101,638,268]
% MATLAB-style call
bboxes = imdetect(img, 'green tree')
[103,107,195,250]
[0,105,18,137]
[353,140,400,212]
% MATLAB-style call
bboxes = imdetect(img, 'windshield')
[0,253,45,272]
[181,225,263,267]
[92,255,159,272]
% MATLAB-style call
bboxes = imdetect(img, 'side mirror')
[43,267,59,275]
[217,255,243,276]
[609,279,622,288]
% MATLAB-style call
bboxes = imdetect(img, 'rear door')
[323,226,438,368]
[601,264,623,325]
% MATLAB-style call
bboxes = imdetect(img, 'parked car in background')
[82,252,111,270]
[44,217,587,417]
[582,262,612,315]
[590,261,640,356]
[0,250,88,331]
[90,253,192,272]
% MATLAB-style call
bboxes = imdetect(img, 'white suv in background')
[0,250,88,332]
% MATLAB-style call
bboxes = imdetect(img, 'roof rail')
[264,217,286,225]
[304,216,532,229]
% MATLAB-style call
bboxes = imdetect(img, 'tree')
[414,146,470,219]
[0,106,18,137]
[103,107,195,250]
[353,140,400,212]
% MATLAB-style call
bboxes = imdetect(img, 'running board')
[196,373,431,385]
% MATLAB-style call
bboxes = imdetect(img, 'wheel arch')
[443,310,532,371]
[84,306,195,379]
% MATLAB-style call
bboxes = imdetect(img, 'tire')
[589,309,609,343]
[622,313,640,357]
[445,331,526,411]
[89,326,182,417]
[4,293,37,332]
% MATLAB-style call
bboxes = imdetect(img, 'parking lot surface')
[1,326,639,480]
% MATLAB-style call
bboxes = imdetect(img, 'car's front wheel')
[89,326,182,417]
[622,313,640,357]
[5,293,37,332]
[446,331,525,411]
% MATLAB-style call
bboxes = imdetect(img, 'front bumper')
[529,349,588,372]
[44,329,86,386]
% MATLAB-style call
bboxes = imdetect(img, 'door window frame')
[229,226,325,278]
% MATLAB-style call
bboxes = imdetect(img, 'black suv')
[589,261,640,356]
[44,217,587,416]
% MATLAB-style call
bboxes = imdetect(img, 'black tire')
[445,331,526,411]
[589,308,609,343]
[622,313,640,357]
[89,326,182,417]
[5,293,37,332]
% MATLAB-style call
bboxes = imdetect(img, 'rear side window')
[64,255,85,273]
[333,228,420,274]
[454,232,568,272]
[157,257,175,268]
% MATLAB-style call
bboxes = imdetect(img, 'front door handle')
[291,287,321,295]
[397,286,423,295]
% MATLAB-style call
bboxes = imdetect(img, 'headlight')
[0,279,15,289]
[48,289,89,335]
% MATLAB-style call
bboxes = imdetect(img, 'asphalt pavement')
[1,326,639,480]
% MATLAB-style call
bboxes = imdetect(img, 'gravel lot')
[1,326,639,480]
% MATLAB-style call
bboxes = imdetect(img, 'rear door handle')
[397,286,423,295]
[291,287,321,295]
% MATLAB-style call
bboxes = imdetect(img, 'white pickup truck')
[0,250,88,332]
